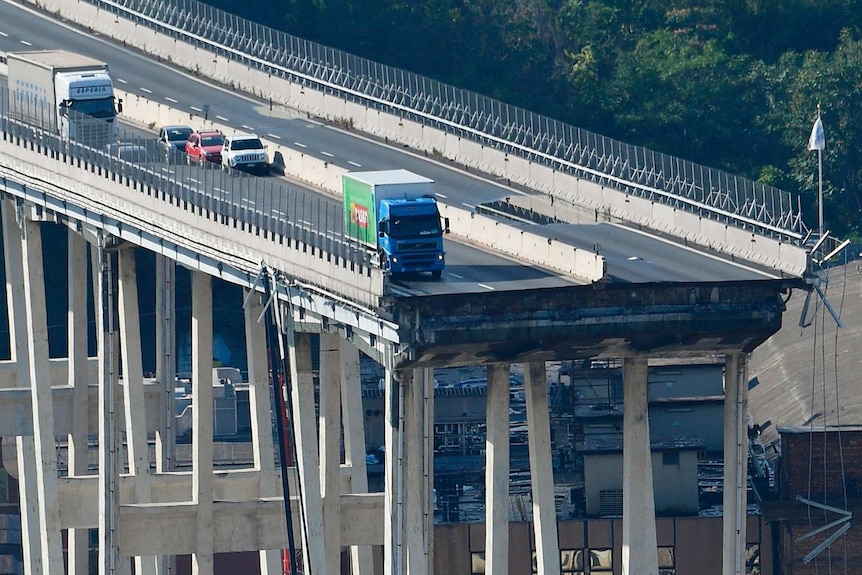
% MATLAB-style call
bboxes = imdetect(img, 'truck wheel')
[432,270,442,279]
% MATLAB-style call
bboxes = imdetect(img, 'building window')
[587,548,613,571]
[0,469,8,503]
[599,489,623,516]
[531,550,587,574]
[471,552,485,574]
[662,451,680,466]
[561,549,585,574]
[746,544,760,575]
[658,546,675,574]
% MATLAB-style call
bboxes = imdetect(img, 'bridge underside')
[385,280,801,368]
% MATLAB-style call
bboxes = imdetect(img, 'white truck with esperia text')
[7,50,122,148]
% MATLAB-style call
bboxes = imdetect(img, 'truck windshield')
[389,215,442,238]
[67,97,116,118]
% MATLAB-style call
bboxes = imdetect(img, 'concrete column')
[95,240,121,575]
[722,352,748,575]
[67,229,91,575]
[404,368,429,575]
[191,270,214,575]
[154,254,176,575]
[383,358,403,575]
[286,331,326,574]
[422,367,435,575]
[339,340,374,575]
[485,363,511,575]
[155,254,176,475]
[243,288,282,575]
[319,333,343,575]
[20,218,65,574]
[621,355,658,575]
[118,247,160,575]
[2,198,43,574]
[524,361,560,575]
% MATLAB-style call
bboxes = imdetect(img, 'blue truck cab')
[377,196,447,277]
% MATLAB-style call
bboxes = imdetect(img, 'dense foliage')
[208,0,862,239]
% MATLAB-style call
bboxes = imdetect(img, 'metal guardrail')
[0,89,373,271]
[83,0,810,243]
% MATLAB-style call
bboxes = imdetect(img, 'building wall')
[771,427,862,574]
[584,450,699,516]
[439,515,770,575]
[649,401,724,453]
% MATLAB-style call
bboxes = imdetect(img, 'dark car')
[157,125,193,162]
[185,130,225,167]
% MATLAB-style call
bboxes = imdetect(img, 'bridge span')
[0,1,822,575]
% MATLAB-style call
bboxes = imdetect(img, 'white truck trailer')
[7,50,122,148]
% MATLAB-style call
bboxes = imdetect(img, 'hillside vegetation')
[207,0,862,239]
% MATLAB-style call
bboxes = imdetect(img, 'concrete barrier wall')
[0,130,386,306]
[20,0,805,276]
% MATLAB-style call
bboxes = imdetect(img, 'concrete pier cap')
[381,279,804,369]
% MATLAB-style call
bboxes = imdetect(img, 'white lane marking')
[348,161,362,168]
[116,78,128,84]
[299,219,313,227]
[478,283,495,291]
[20,40,32,46]
[436,192,448,199]
[449,272,464,279]
[462,203,476,209]
[0,32,9,37]
[241,124,254,131]
[140,87,153,94]
[272,210,286,217]
[216,115,229,121]
[294,142,307,148]
[267,133,281,140]
[321,151,334,157]
[190,106,203,112]
[241,198,255,205]
[187,178,200,184]
[213,187,223,193]
[165,97,178,103]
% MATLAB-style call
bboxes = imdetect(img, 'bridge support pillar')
[383,357,401,575]
[485,363,511,575]
[722,352,748,575]
[155,254,176,475]
[525,361,561,575]
[21,217,65,574]
[621,355,658,575]
[339,339,375,575]
[2,198,44,575]
[191,270,214,574]
[243,289,283,575]
[320,333,344,575]
[287,331,326,573]
[118,247,161,575]
[403,367,433,575]
[67,229,91,575]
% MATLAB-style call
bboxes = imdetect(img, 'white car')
[221,133,269,175]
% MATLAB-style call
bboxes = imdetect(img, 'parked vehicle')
[185,129,224,167]
[158,124,192,161]
[343,170,449,278]
[105,142,149,163]
[7,49,122,148]
[221,133,269,175]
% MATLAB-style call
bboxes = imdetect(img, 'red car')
[185,130,224,167]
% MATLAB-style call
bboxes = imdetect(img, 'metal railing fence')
[84,0,809,243]
[0,89,373,272]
